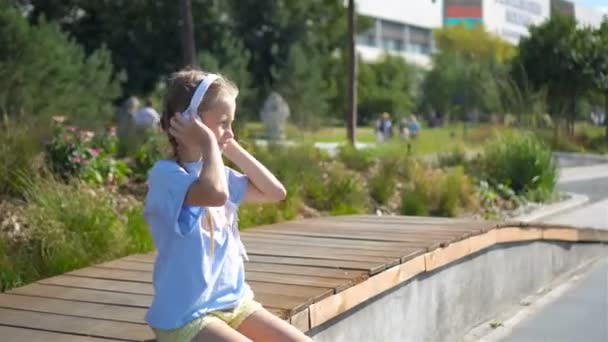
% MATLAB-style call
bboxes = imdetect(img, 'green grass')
[244,121,509,157]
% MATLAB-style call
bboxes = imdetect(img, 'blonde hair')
[161,68,238,254]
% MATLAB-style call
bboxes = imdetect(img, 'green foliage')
[133,132,171,181]
[369,158,399,205]
[400,164,477,217]
[477,133,557,200]
[0,3,122,124]
[337,145,375,172]
[515,15,588,121]
[358,55,419,123]
[0,116,43,197]
[303,163,369,215]
[273,42,331,129]
[421,25,515,117]
[0,176,153,291]
[45,119,130,185]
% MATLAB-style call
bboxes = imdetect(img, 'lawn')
[244,121,510,156]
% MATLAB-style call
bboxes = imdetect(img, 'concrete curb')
[514,192,590,223]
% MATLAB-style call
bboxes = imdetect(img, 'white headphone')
[181,74,220,121]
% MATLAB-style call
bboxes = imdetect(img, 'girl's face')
[200,97,236,151]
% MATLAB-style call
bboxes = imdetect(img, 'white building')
[354,0,444,68]
[354,0,606,67]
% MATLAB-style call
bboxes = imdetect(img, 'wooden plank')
[246,245,401,266]
[244,239,409,259]
[246,255,385,274]
[253,293,311,315]
[69,268,151,283]
[468,229,497,255]
[424,238,471,271]
[249,281,333,302]
[542,228,579,241]
[246,271,353,292]
[0,308,153,341]
[0,325,121,342]
[290,308,310,332]
[577,228,608,242]
[242,233,428,255]
[245,262,368,281]
[98,260,153,272]
[496,227,543,243]
[39,276,153,295]
[282,218,483,233]
[246,231,445,251]
[266,307,290,320]
[7,283,152,308]
[309,254,426,328]
[0,293,146,324]
[243,231,431,251]
[122,253,155,263]
[246,228,457,246]
[263,222,474,239]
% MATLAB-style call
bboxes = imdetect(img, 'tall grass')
[0,176,152,291]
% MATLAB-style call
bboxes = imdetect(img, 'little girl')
[144,68,310,342]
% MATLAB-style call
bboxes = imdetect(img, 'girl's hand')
[169,113,216,150]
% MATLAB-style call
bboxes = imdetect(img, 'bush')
[400,164,477,217]
[304,163,369,215]
[0,177,153,291]
[133,132,171,181]
[369,158,399,205]
[337,145,375,172]
[478,133,557,200]
[0,116,44,197]
[0,4,122,125]
[45,118,130,185]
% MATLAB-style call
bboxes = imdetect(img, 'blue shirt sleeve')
[148,161,205,237]
[226,167,249,205]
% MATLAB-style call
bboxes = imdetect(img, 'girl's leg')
[194,319,252,342]
[237,308,311,342]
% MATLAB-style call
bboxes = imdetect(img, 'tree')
[586,20,608,139]
[358,55,419,124]
[179,0,196,67]
[18,0,233,95]
[420,25,512,124]
[514,15,592,136]
[0,3,122,124]
[272,43,331,130]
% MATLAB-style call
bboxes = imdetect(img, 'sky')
[572,0,608,13]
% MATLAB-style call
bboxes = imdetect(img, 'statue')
[260,92,290,141]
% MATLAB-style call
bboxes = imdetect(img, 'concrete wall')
[310,241,607,342]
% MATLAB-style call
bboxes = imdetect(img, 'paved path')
[501,162,608,342]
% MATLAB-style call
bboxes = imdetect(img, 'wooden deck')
[1,215,607,341]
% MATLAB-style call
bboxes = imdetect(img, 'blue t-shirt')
[143,159,249,329]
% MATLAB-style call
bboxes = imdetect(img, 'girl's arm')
[169,115,229,207]
[223,140,286,203]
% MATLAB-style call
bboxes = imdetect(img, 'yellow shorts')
[152,291,263,342]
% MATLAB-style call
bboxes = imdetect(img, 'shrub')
[400,164,477,217]
[369,157,399,205]
[478,133,557,200]
[133,132,171,181]
[337,145,375,172]
[0,116,43,197]
[0,4,122,125]
[304,163,369,215]
[0,176,153,291]
[45,119,130,185]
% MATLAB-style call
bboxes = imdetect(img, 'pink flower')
[52,116,66,123]
[79,130,95,142]
[73,155,82,163]
[66,126,77,132]
[87,148,100,157]
[62,133,70,141]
